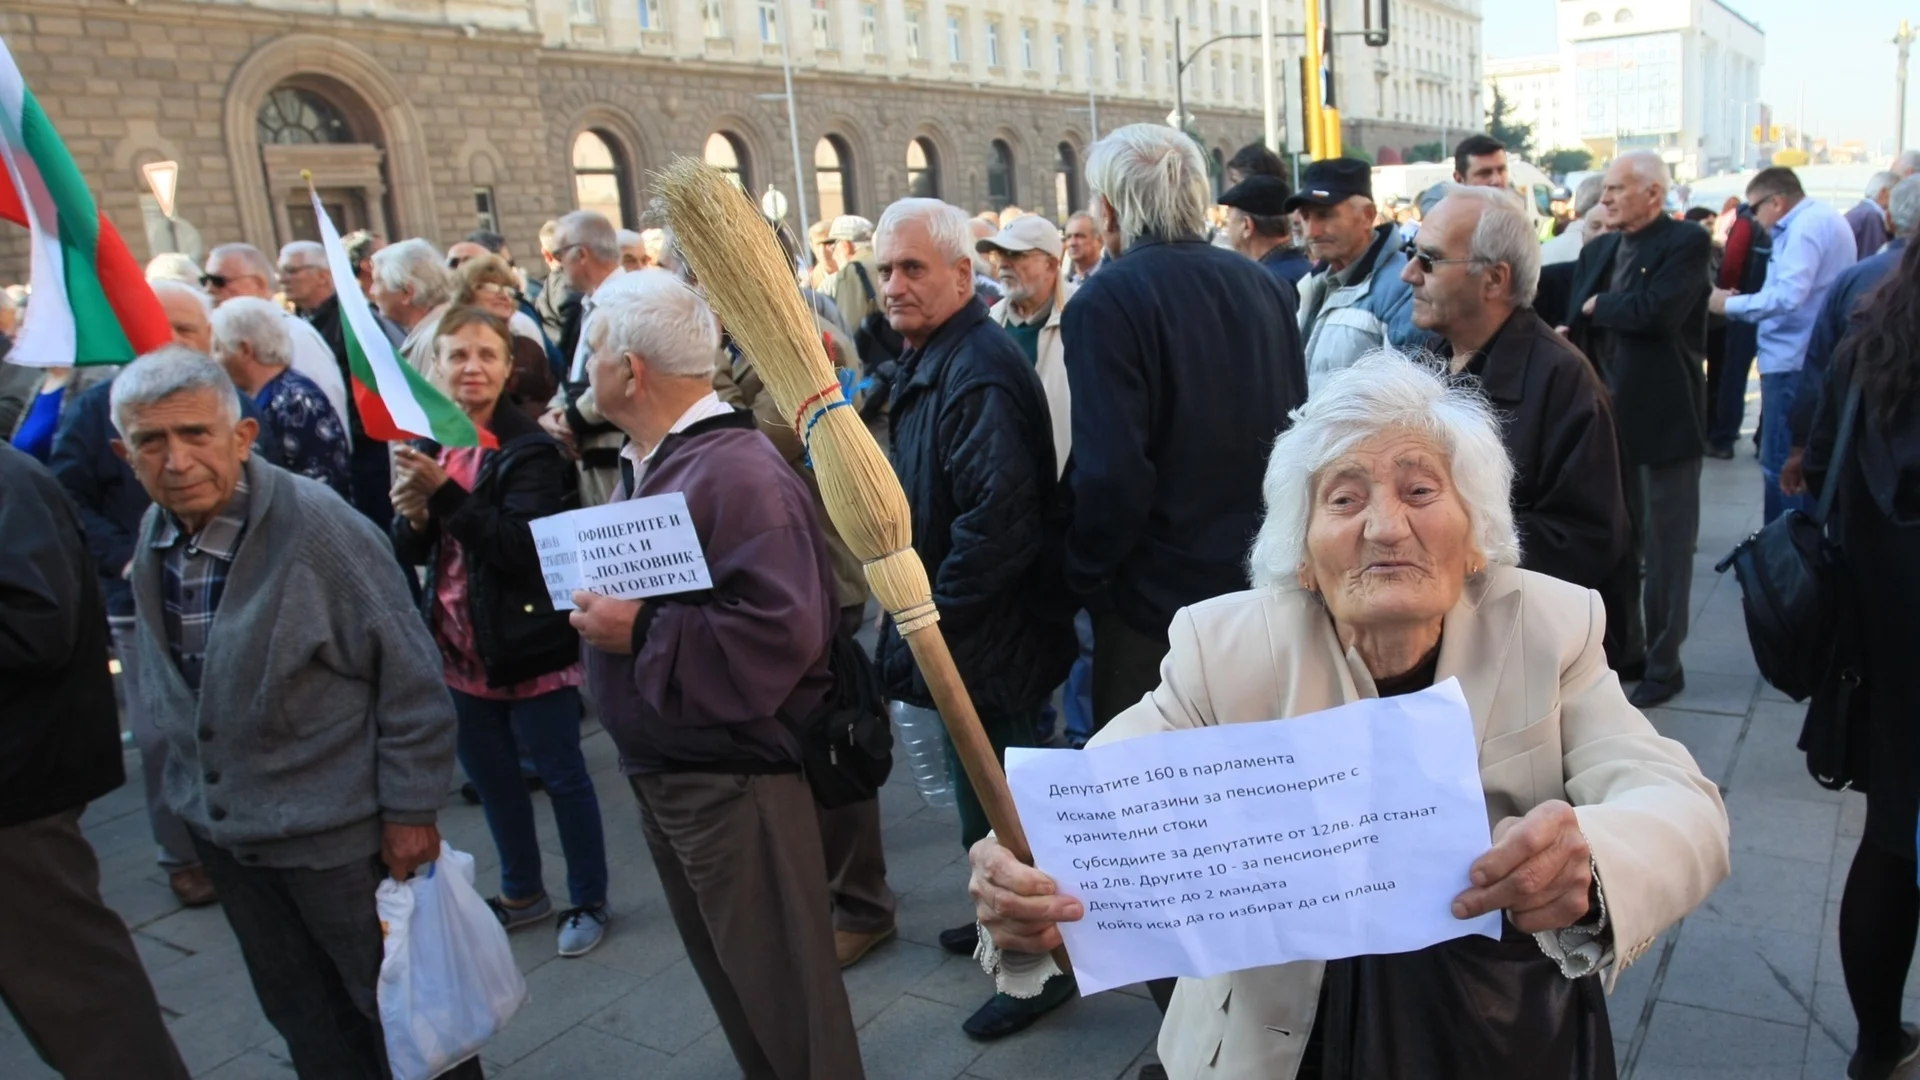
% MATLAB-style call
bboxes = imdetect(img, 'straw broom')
[658,159,1069,974]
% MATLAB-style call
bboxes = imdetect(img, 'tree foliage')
[1485,87,1536,159]
[1408,141,1445,164]
[1542,147,1594,175]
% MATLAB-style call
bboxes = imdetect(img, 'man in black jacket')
[1066,124,1307,731]
[1564,150,1711,707]
[1410,187,1630,603]
[0,443,190,1079]
[874,196,1076,1040]
[279,239,394,528]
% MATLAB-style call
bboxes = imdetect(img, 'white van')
[1370,159,1556,232]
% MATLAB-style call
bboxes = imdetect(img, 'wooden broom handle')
[901,624,1074,977]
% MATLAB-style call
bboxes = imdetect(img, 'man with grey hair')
[1542,173,1606,266]
[211,296,350,498]
[369,237,453,377]
[1848,170,1899,260]
[109,346,469,1078]
[616,227,649,271]
[1565,148,1711,707]
[1287,157,1425,389]
[824,213,881,333]
[539,209,627,506]
[203,242,350,426]
[1406,186,1629,600]
[568,269,864,1079]
[1896,149,1920,178]
[1062,209,1102,282]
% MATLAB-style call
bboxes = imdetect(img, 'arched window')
[705,131,752,192]
[1054,142,1081,216]
[256,86,353,145]
[815,135,855,222]
[572,130,634,227]
[1582,10,1601,24]
[1613,7,1632,21]
[987,139,1015,211]
[907,137,940,199]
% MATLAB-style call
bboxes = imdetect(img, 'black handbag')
[1714,382,1863,702]
[780,629,894,809]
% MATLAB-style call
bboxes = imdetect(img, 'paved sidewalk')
[0,444,1903,1080]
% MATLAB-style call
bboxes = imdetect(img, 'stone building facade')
[0,0,1284,280]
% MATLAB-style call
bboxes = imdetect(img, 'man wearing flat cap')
[1217,174,1312,286]
[825,214,882,334]
[978,215,1074,473]
[1290,157,1427,393]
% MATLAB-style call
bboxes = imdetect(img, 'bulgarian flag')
[311,187,491,447]
[0,37,170,367]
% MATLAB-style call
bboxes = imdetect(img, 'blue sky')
[1480,0,1907,147]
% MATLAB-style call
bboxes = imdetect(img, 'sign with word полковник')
[529,492,712,611]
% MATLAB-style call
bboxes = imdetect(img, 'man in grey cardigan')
[111,347,473,1078]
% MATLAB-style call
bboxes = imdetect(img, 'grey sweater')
[132,456,457,869]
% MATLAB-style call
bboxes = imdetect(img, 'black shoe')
[1849,1022,1920,1080]
[1137,1067,1169,1080]
[961,973,1076,1040]
[1617,658,1647,683]
[1629,674,1685,709]
[525,772,545,792]
[460,780,481,805]
[1706,444,1735,460]
[939,923,978,956]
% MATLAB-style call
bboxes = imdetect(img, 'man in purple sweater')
[567,269,864,1080]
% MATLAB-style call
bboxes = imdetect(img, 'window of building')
[948,14,963,62]
[1209,54,1219,95]
[987,21,1001,67]
[1209,1,1219,30]
[1022,26,1035,69]
[1582,10,1600,24]
[758,0,779,43]
[705,0,726,37]
[1140,42,1150,85]
[1188,0,1198,26]
[860,3,878,52]
[1054,141,1080,214]
[705,131,752,193]
[1231,57,1241,98]
[571,0,599,23]
[908,137,940,198]
[987,139,1015,211]
[572,130,632,227]
[638,0,660,29]
[812,0,831,48]
[1054,31,1066,73]
[1114,39,1125,82]
[815,135,854,222]
[1085,36,1095,82]
[473,186,498,233]
[906,7,923,58]
[1613,7,1632,21]
[1165,43,1174,88]
[1141,0,1151,15]
[257,87,353,146]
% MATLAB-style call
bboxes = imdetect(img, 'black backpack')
[849,261,905,422]
[781,629,894,808]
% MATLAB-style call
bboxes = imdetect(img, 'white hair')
[1572,174,1605,217]
[1085,123,1211,249]
[874,198,973,265]
[207,243,274,281]
[1892,176,1920,236]
[1898,150,1920,177]
[1866,170,1901,199]
[149,278,212,316]
[109,345,239,437]
[617,228,644,250]
[1247,350,1519,589]
[209,296,292,369]
[278,240,326,269]
[145,252,202,287]
[1615,150,1670,192]
[1436,184,1541,308]
[558,210,621,262]
[371,238,452,310]
[586,268,719,379]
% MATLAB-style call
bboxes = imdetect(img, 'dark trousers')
[817,796,897,934]
[349,438,394,532]
[630,771,865,1080]
[452,685,608,910]
[192,835,486,1080]
[0,807,190,1080]
[1091,610,1172,732]
[1841,828,1920,1061]
[1623,457,1702,686]
[1709,324,1758,450]
[947,709,1040,851]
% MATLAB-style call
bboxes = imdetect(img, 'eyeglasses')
[552,243,585,262]
[199,273,229,289]
[277,264,319,277]
[1400,239,1476,274]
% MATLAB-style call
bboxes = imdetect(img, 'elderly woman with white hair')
[210,296,350,498]
[969,352,1729,1079]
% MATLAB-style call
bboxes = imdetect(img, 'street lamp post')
[1897,20,1914,157]
[778,0,809,263]
[1260,0,1276,152]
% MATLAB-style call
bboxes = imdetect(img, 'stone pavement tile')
[148,940,256,1017]
[858,993,988,1080]
[1125,1044,1163,1080]
[844,937,951,1027]
[573,898,687,982]
[102,872,195,933]
[0,1028,58,1080]
[1724,792,1842,864]
[642,1024,751,1080]
[491,1024,669,1078]
[130,925,195,976]
[1644,707,1743,783]
[196,1047,295,1078]
[1807,979,1859,1063]
[1729,710,1845,805]
[908,952,1004,1011]
[79,798,165,861]
[1667,671,1762,718]
[161,988,280,1076]
[895,859,976,951]
[1629,1002,1806,1080]
[1838,793,1867,841]
[879,812,969,897]
[966,987,1161,1080]
[1655,915,1819,1026]
[1678,630,1763,680]
[141,903,244,957]
[878,774,937,829]
[582,956,719,1055]
[483,956,642,1066]
[1697,851,1829,934]
[1605,934,1662,1036]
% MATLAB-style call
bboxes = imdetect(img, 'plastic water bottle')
[889,702,957,808]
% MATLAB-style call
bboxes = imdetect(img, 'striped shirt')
[150,478,251,693]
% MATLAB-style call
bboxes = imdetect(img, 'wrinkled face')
[988,248,1059,311]
[1458,150,1509,188]
[1064,217,1100,264]
[203,252,271,304]
[556,237,596,294]
[1224,207,1256,255]
[1299,430,1477,633]
[1601,161,1664,231]
[875,217,974,345]
[115,388,255,529]
[158,290,212,354]
[367,277,415,325]
[620,244,648,272]
[276,258,330,310]
[471,281,519,322]
[1301,197,1378,270]
[1401,198,1492,335]
[436,322,511,415]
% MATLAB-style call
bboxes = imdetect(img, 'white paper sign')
[1004,679,1501,995]
[528,492,712,611]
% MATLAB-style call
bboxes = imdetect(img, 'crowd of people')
[4,123,1920,1080]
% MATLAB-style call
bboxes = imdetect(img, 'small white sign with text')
[529,492,711,611]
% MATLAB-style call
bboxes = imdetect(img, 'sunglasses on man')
[1399,239,1476,275]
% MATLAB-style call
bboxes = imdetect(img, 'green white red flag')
[310,188,491,447]
[0,37,171,367]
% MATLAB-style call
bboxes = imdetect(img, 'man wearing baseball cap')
[976,216,1074,473]
[1288,157,1427,393]
[1216,173,1312,286]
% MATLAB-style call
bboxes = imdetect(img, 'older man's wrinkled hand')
[381,822,442,881]
[570,590,641,653]
[1451,799,1593,934]
[968,835,1083,955]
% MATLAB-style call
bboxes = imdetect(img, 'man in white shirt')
[201,244,348,426]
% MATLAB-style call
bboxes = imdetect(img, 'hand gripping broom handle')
[657,160,1069,976]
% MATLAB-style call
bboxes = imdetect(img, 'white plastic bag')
[376,843,529,1080]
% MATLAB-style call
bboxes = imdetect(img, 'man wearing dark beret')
[1217,174,1313,286]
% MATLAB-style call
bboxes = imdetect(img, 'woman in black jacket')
[390,306,611,959]
[1804,240,1920,1080]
